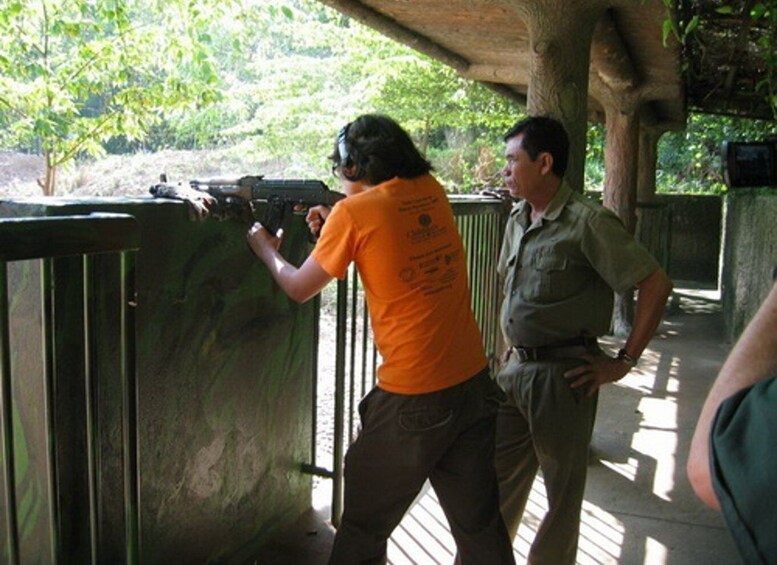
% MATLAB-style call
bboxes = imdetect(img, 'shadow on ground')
[254,285,740,565]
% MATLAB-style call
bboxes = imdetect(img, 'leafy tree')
[662,0,777,119]
[0,0,226,194]
[365,53,520,191]
[192,0,520,190]
[657,112,775,193]
[7,0,768,198]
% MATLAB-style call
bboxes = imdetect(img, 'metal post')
[331,276,348,527]
[41,258,60,563]
[0,261,19,565]
[121,251,140,564]
[83,255,100,564]
[348,268,358,441]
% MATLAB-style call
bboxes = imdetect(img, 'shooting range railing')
[0,213,140,565]
[311,195,510,525]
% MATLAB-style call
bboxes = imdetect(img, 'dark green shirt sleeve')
[710,376,777,565]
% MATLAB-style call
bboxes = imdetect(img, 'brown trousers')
[329,368,515,565]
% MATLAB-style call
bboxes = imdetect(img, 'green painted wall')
[721,191,777,341]
[0,196,317,563]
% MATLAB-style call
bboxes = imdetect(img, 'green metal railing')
[452,195,511,369]
[310,195,509,525]
[0,196,508,565]
[0,213,140,565]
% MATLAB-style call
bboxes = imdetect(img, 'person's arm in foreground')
[246,223,333,303]
[565,267,673,396]
[687,280,777,510]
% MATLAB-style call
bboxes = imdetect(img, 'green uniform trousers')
[495,353,599,565]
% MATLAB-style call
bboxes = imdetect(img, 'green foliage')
[656,113,775,194]
[750,1,777,117]
[0,0,228,194]
[0,0,769,198]
[662,0,777,118]
[581,115,775,195]
[147,0,521,189]
[660,0,699,46]
[427,135,507,193]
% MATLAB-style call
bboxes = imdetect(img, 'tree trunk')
[637,127,660,203]
[516,0,606,192]
[42,152,57,196]
[603,107,639,233]
[603,107,639,336]
[635,127,671,282]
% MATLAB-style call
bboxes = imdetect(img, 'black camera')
[721,139,777,188]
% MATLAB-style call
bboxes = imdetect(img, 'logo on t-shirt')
[407,213,444,244]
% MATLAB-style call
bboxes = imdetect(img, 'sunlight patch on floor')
[577,500,624,564]
[600,457,639,482]
[385,475,638,565]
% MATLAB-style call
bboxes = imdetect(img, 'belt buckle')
[514,346,536,362]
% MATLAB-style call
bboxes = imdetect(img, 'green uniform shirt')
[711,376,777,565]
[497,182,659,347]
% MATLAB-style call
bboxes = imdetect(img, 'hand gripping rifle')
[149,174,346,235]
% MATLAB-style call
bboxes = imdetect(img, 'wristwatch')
[616,348,639,367]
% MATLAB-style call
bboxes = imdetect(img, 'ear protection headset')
[337,124,350,167]
[337,123,364,181]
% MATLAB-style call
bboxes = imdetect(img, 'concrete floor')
[255,285,742,564]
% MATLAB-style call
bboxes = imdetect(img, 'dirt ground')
[0,152,44,197]
[0,149,292,199]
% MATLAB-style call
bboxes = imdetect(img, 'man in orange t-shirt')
[247,114,514,564]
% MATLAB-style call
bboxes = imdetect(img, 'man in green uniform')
[495,116,673,564]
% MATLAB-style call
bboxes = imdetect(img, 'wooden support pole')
[511,0,606,192]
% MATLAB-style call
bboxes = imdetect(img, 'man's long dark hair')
[332,114,432,185]
[504,116,569,178]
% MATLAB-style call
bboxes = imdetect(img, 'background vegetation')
[0,0,774,196]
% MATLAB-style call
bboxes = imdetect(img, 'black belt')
[512,337,598,362]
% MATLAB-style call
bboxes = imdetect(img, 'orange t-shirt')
[311,174,487,394]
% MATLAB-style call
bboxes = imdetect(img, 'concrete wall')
[720,191,777,341]
[657,194,722,285]
[0,197,317,563]
[601,192,722,285]
[636,192,777,342]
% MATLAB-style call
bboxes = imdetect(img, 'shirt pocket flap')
[532,254,567,272]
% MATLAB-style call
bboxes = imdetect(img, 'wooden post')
[603,107,640,335]
[516,0,606,192]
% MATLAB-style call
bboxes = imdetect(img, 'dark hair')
[331,114,432,185]
[503,116,569,178]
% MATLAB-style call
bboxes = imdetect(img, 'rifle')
[150,174,346,235]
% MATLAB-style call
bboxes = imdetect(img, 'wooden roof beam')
[315,0,470,73]
[591,9,639,92]
[315,1,528,106]
[459,63,529,84]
